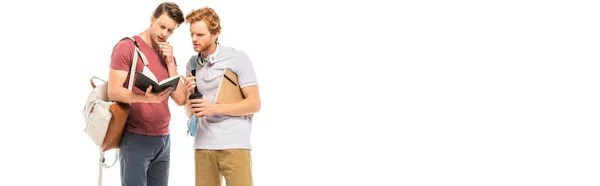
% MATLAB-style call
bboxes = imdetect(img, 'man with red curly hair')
[181,6,261,186]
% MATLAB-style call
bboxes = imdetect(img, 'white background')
[1,0,599,185]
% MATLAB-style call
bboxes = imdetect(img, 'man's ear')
[213,31,221,41]
[150,15,155,23]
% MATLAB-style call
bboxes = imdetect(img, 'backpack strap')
[121,36,149,90]
[187,55,199,137]
[98,147,118,186]
[190,54,198,74]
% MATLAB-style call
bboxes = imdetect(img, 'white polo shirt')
[185,44,258,150]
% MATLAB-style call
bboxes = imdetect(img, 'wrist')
[166,57,175,65]
[135,93,148,103]
[214,104,224,115]
[167,61,176,68]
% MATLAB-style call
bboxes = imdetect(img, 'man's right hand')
[183,72,197,94]
[144,85,172,103]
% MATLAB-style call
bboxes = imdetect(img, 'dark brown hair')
[153,2,184,26]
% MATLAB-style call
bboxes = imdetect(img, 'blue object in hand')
[187,116,198,137]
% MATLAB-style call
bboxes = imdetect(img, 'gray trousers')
[119,130,171,186]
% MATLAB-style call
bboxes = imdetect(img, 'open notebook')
[134,67,179,93]
[215,69,254,118]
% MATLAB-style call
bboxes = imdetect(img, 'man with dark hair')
[106,2,192,186]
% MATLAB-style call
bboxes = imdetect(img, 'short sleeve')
[234,51,258,88]
[109,39,135,72]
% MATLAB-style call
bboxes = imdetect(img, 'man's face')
[150,13,178,44]
[189,20,219,53]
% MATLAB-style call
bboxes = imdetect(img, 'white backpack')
[82,36,148,186]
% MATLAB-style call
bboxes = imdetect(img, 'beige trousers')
[195,149,253,186]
